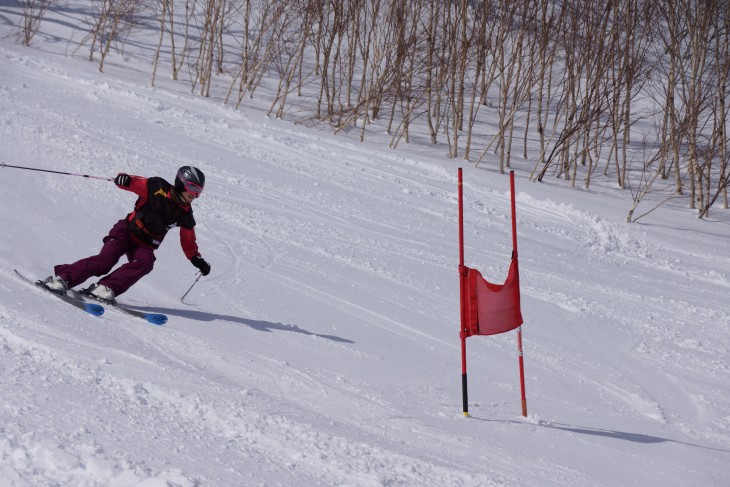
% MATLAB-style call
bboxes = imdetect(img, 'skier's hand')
[114,173,131,187]
[191,255,211,276]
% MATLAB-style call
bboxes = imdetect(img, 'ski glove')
[114,173,131,187]
[191,255,211,276]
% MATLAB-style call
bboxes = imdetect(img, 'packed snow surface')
[1,5,729,486]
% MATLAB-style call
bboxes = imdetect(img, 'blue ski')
[110,303,167,326]
[79,290,167,325]
[14,269,105,317]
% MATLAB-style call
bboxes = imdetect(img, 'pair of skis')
[14,270,168,325]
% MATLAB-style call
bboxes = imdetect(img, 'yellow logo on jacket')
[154,189,167,197]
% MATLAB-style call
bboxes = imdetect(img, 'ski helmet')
[175,166,205,196]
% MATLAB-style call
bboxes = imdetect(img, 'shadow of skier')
[126,305,355,344]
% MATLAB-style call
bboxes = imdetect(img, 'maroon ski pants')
[54,219,156,296]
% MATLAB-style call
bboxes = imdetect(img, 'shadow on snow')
[128,304,355,344]
[474,416,730,453]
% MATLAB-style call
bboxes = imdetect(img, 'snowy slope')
[2,6,730,487]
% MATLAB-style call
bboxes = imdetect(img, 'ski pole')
[1,163,113,181]
[180,273,202,303]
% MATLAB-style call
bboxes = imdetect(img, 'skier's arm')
[181,227,210,275]
[114,173,148,198]
[180,226,199,260]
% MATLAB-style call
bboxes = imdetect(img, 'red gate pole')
[510,171,528,417]
[458,168,469,417]
[517,327,528,416]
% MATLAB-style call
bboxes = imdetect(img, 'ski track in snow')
[1,16,730,487]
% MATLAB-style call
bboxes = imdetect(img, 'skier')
[40,166,211,303]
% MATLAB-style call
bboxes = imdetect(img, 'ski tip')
[83,303,105,316]
[144,313,167,325]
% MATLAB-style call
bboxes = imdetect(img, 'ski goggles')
[182,180,204,197]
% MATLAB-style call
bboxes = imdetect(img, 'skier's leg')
[97,245,156,296]
[54,220,130,288]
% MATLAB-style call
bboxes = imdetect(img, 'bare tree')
[533,1,616,185]
[190,0,230,97]
[151,0,173,86]
[715,3,730,211]
[625,137,681,223]
[19,0,53,46]
[676,0,716,211]
[532,0,563,172]
[86,0,146,72]
[463,0,492,160]
[268,1,318,119]
[225,0,287,107]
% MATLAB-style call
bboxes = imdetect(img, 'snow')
[1,4,730,486]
